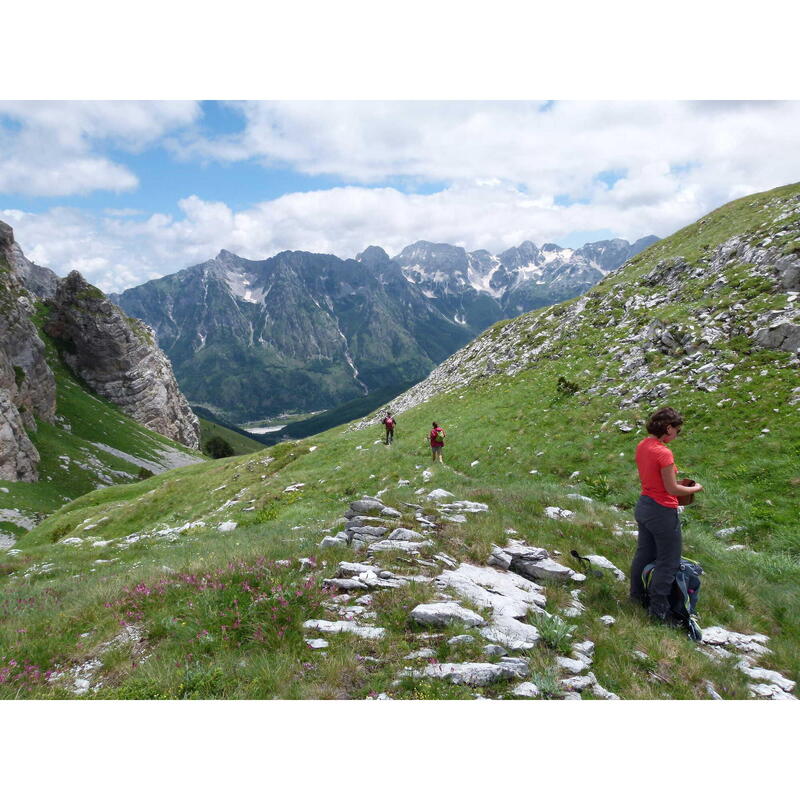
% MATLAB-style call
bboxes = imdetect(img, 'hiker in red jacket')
[429,422,445,463]
[630,407,703,623]
[381,411,396,445]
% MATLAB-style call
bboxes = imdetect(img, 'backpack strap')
[673,568,692,620]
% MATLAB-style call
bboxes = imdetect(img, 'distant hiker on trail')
[629,407,703,625]
[429,421,445,463]
[382,411,396,445]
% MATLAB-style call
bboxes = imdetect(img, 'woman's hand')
[661,466,703,496]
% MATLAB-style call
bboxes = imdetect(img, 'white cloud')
[3,101,799,293]
[0,101,200,195]
[174,101,800,203]
[0,174,744,294]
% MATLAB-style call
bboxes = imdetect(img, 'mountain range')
[111,235,658,421]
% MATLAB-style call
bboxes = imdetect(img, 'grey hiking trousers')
[630,495,682,613]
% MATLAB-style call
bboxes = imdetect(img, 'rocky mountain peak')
[355,245,392,268]
[395,241,470,273]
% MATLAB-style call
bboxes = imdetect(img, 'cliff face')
[44,271,200,450]
[0,222,57,481]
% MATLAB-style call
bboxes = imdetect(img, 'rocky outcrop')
[1,221,60,300]
[44,271,200,449]
[0,221,57,481]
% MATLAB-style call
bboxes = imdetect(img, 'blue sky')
[1,100,798,292]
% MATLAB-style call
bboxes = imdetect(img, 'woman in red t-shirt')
[629,407,703,622]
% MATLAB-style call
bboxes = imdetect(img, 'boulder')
[302,619,385,639]
[347,525,388,539]
[556,656,588,675]
[438,501,489,513]
[368,539,433,554]
[560,673,597,692]
[749,684,798,701]
[404,648,436,660]
[493,541,586,583]
[701,626,771,656]
[753,322,800,353]
[544,506,574,520]
[410,602,485,628]
[322,578,368,591]
[447,635,474,646]
[336,561,376,578]
[511,682,540,698]
[736,659,795,693]
[582,554,626,582]
[426,489,455,501]
[480,615,540,650]
[387,527,425,541]
[349,499,386,515]
[345,516,390,529]
[402,660,528,686]
[436,563,547,618]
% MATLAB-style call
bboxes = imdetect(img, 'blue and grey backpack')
[642,558,704,642]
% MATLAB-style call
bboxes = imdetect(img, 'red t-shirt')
[430,427,445,447]
[383,417,395,429]
[635,436,678,508]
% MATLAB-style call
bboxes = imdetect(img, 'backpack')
[384,417,395,429]
[433,428,445,443]
[642,558,703,641]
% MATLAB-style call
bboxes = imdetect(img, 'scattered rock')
[303,619,385,639]
[493,541,585,583]
[447,635,474,646]
[544,506,574,520]
[701,626,771,656]
[556,656,588,675]
[736,659,796,693]
[599,615,616,626]
[715,526,745,539]
[404,648,436,660]
[480,615,540,650]
[580,554,626,582]
[410,602,485,628]
[387,527,425,541]
[349,499,386,515]
[560,673,597,692]
[511,682,540,698]
[436,563,547,619]
[368,539,433,554]
[401,660,529,686]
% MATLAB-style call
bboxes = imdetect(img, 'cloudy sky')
[2,100,799,293]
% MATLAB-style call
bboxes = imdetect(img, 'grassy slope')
[0,306,206,535]
[0,184,798,699]
[198,417,265,456]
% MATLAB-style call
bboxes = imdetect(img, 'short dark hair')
[432,421,438,427]
[646,407,684,437]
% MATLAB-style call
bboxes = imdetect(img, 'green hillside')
[1,183,798,699]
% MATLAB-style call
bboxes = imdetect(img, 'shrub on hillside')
[204,436,235,459]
